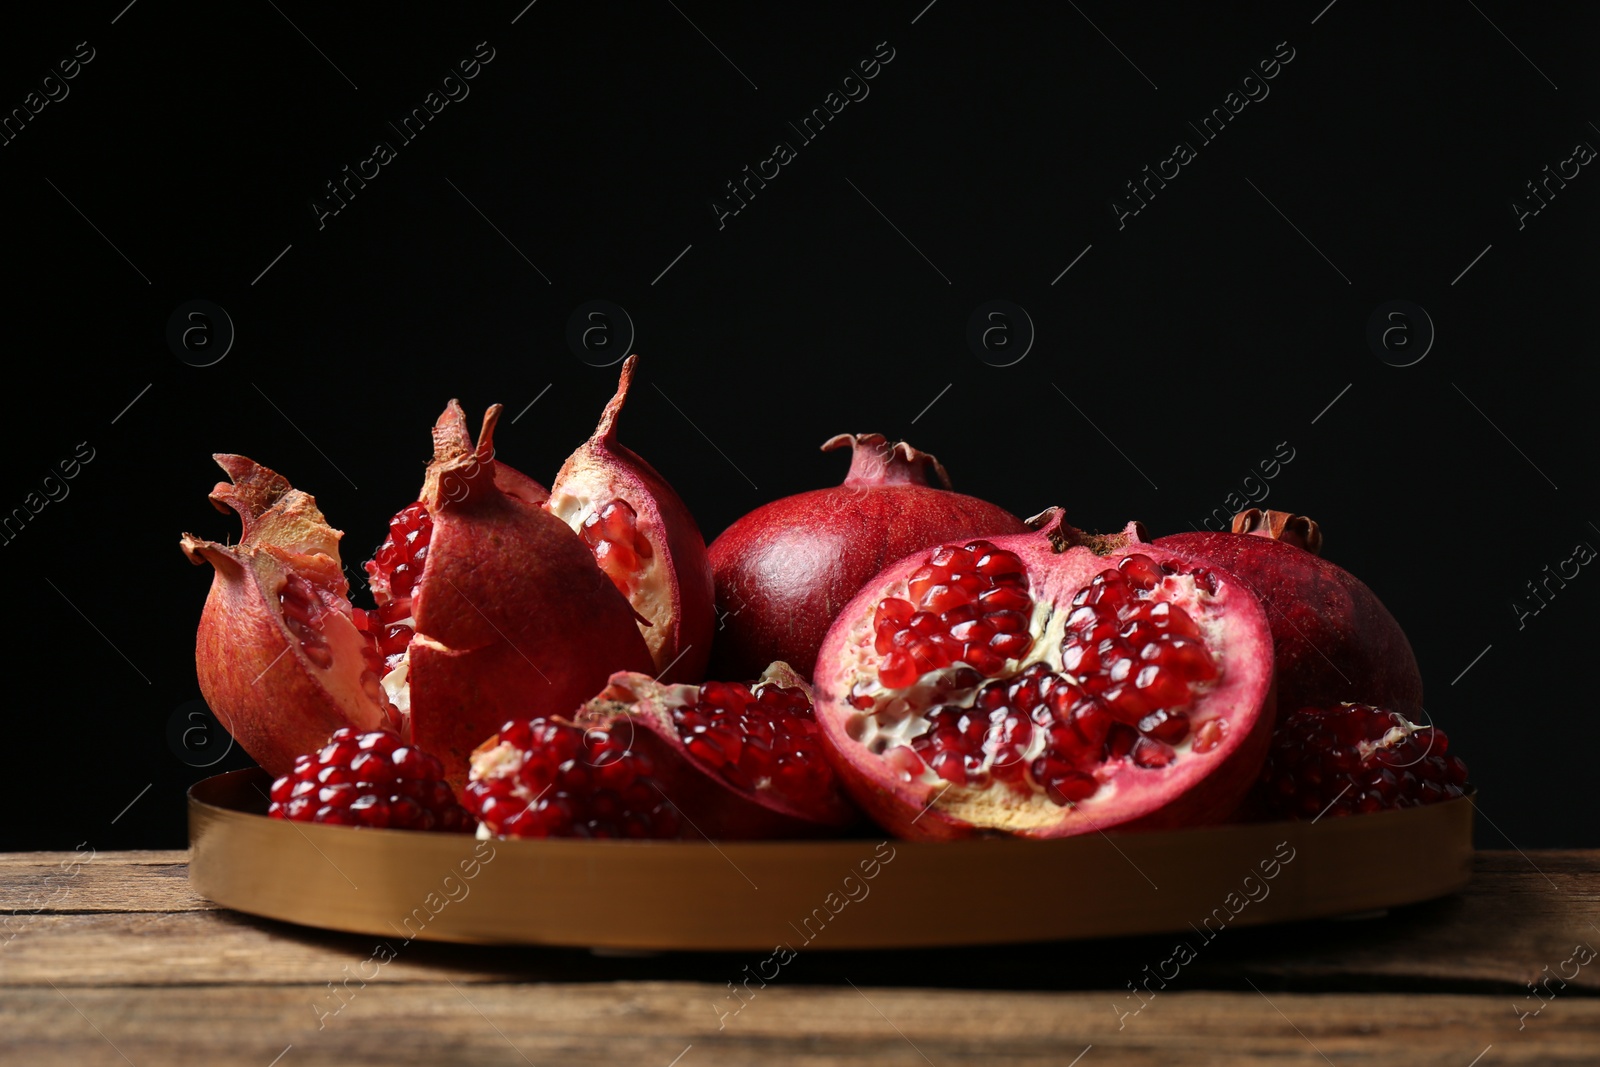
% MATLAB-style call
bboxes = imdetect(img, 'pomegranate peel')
[1157,508,1422,714]
[398,401,656,790]
[181,457,393,778]
[548,355,715,683]
[814,509,1277,841]
[708,432,1029,679]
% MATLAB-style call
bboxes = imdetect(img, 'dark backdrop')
[1,2,1592,851]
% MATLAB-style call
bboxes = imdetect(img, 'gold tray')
[188,769,1473,951]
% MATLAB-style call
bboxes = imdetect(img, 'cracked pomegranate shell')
[547,355,715,683]
[812,509,1277,840]
[181,401,654,790]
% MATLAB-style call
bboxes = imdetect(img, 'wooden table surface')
[1,849,1596,1065]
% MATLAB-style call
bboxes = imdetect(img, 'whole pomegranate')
[1156,509,1422,714]
[467,663,857,838]
[708,433,1027,679]
[812,510,1277,840]
[1249,704,1469,820]
[181,401,654,790]
[546,355,715,683]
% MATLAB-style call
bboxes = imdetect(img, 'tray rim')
[188,768,1476,951]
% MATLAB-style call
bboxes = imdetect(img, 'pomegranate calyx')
[824,433,953,490]
[1232,509,1324,555]
[422,400,504,510]
[198,454,345,563]
[1028,508,1147,556]
[588,353,639,445]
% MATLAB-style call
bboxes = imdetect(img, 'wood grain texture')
[2,850,1596,1066]
[0,985,1594,1066]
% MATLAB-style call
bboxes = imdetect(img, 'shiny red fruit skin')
[1156,510,1422,714]
[708,434,1027,679]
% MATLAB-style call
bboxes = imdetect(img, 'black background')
[1,2,1592,851]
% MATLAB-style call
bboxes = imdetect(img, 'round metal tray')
[188,768,1474,951]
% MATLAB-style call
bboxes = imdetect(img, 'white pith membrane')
[838,559,1233,832]
[546,484,671,658]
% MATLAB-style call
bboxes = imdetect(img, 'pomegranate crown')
[180,454,344,564]
[1233,508,1323,555]
[1026,507,1149,555]
[422,400,503,508]
[823,433,952,489]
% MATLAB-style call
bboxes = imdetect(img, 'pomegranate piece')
[182,401,655,789]
[1250,704,1470,820]
[708,432,1028,679]
[468,663,853,839]
[813,509,1278,840]
[465,717,682,838]
[1156,509,1423,714]
[181,458,396,777]
[547,355,715,683]
[269,728,473,832]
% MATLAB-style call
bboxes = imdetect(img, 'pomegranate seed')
[268,728,471,832]
[578,498,653,600]
[1252,704,1470,820]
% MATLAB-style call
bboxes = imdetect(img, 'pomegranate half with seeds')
[708,432,1028,679]
[182,401,654,789]
[812,510,1277,840]
[468,663,857,838]
[547,355,715,683]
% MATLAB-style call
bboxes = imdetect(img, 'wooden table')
[2,850,1595,1065]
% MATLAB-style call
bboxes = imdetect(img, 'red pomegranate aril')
[269,727,471,832]
[1251,704,1469,820]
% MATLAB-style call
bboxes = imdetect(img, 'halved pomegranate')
[182,401,655,789]
[547,356,715,683]
[812,510,1277,840]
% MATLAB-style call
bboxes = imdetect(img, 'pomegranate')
[467,663,857,839]
[268,728,473,832]
[707,433,1028,679]
[1156,509,1423,714]
[812,510,1277,840]
[1250,704,1469,819]
[181,401,654,789]
[547,355,715,682]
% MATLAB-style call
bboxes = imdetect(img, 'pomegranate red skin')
[813,511,1277,841]
[1156,510,1422,715]
[709,434,1028,680]
[405,402,655,790]
[549,355,715,683]
[182,457,393,777]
